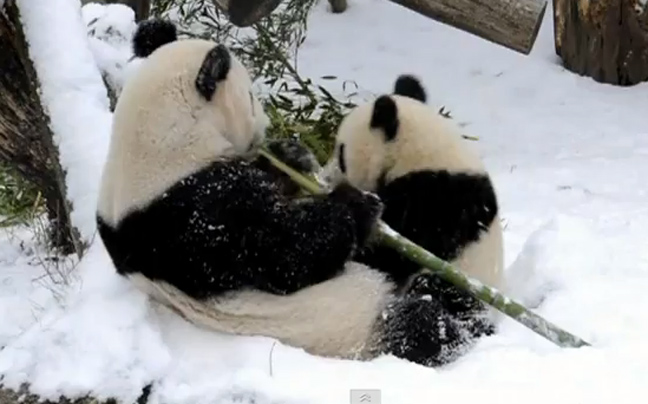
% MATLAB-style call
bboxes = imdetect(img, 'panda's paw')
[329,182,383,247]
[411,272,487,316]
[381,295,465,367]
[266,138,321,174]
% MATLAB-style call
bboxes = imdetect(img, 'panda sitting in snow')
[322,73,506,351]
[96,17,498,368]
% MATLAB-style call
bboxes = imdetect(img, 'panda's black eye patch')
[370,95,399,141]
[338,144,347,173]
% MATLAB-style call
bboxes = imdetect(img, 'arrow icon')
[351,389,380,404]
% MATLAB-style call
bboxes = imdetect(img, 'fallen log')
[385,0,548,54]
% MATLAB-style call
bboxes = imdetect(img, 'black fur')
[357,170,498,285]
[97,158,383,300]
[370,96,399,141]
[355,169,499,366]
[377,295,464,367]
[393,74,427,103]
[195,44,231,101]
[132,19,177,58]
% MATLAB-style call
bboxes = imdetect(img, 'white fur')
[128,262,394,359]
[97,38,269,227]
[323,95,505,316]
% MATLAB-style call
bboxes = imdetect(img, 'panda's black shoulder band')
[371,95,399,141]
[196,44,232,101]
[132,18,177,58]
[393,74,427,103]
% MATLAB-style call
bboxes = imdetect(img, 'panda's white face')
[98,38,270,226]
[322,94,485,192]
[322,100,389,192]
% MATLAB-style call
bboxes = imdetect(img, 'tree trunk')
[0,0,83,255]
[554,0,648,86]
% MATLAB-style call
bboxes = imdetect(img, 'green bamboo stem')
[259,147,591,349]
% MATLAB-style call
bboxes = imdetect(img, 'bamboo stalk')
[259,147,591,349]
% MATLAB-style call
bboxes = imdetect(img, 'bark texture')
[0,0,83,254]
[554,0,648,85]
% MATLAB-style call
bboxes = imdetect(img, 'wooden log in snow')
[553,0,648,86]
[386,0,548,54]
[0,0,83,254]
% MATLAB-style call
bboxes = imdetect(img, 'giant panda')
[96,18,472,368]
[322,74,505,348]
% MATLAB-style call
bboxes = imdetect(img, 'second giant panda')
[323,74,505,349]
[96,18,472,368]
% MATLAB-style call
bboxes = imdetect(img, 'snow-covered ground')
[2,0,648,403]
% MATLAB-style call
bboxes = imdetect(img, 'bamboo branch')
[259,147,591,349]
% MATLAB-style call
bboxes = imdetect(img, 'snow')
[16,0,113,242]
[82,3,138,99]
[2,0,648,403]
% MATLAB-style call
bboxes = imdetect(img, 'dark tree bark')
[554,0,648,86]
[0,0,84,255]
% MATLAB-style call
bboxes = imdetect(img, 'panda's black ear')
[132,18,177,58]
[393,74,427,103]
[370,95,399,141]
[195,44,231,101]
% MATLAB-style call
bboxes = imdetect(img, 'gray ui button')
[350,389,381,404]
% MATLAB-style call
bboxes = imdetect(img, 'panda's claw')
[329,182,383,248]
[266,138,321,174]
[405,272,486,316]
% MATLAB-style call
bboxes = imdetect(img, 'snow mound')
[82,3,138,99]
[16,0,113,242]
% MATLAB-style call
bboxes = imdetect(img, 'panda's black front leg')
[265,138,321,173]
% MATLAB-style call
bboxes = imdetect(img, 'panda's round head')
[99,18,269,226]
[323,75,485,191]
